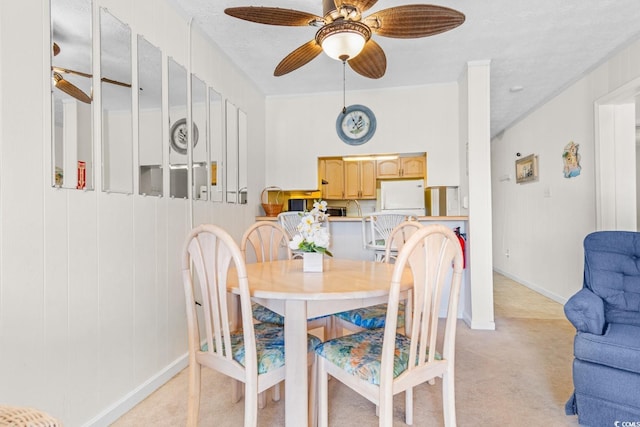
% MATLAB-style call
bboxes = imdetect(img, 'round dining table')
[226,257,412,427]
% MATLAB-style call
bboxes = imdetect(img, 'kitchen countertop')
[256,215,468,222]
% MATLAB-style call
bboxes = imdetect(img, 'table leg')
[284,299,308,426]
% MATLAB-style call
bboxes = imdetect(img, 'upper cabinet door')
[376,158,401,178]
[400,156,426,178]
[343,161,360,199]
[344,160,376,199]
[359,160,376,198]
[376,155,426,179]
[319,159,344,200]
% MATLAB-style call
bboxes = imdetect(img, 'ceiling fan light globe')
[322,31,365,60]
[316,21,370,61]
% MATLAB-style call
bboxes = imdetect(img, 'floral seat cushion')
[315,328,440,385]
[334,303,405,329]
[202,322,321,374]
[252,303,286,325]
[252,302,328,326]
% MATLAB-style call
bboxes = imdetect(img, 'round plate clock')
[170,118,199,154]
[336,104,376,145]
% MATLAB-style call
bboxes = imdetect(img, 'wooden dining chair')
[382,220,425,264]
[361,212,417,262]
[241,221,332,336]
[316,224,464,426]
[181,224,321,427]
[241,220,292,264]
[276,211,302,241]
[333,221,424,335]
[277,211,304,259]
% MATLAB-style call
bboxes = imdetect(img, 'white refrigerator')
[378,179,426,216]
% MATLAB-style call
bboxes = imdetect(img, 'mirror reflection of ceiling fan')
[51,42,131,104]
[225,0,465,79]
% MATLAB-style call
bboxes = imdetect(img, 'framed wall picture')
[515,154,538,184]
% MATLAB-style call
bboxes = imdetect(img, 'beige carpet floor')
[112,272,580,426]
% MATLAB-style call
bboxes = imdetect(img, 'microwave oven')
[288,199,306,211]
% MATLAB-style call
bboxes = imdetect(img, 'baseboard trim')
[493,268,569,305]
[461,310,495,330]
[82,353,189,427]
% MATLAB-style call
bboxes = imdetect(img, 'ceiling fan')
[51,42,131,104]
[225,0,465,79]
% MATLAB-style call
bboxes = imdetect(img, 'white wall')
[0,1,266,426]
[491,39,640,302]
[265,84,460,189]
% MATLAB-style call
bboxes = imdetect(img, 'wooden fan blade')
[364,5,465,39]
[101,77,132,88]
[334,0,378,14]
[53,73,92,104]
[52,66,131,88]
[274,40,323,76]
[52,66,92,79]
[53,43,60,56]
[225,7,322,26]
[348,39,386,79]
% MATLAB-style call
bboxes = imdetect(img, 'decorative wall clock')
[336,104,376,145]
[170,118,199,154]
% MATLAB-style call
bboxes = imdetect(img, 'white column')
[465,60,495,330]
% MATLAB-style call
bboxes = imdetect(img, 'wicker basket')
[0,406,63,427]
[261,186,283,217]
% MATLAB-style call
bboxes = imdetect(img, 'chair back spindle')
[241,221,292,263]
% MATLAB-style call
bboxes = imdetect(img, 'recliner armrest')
[564,288,605,335]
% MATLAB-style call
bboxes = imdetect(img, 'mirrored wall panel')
[238,109,248,204]
[138,36,163,197]
[168,58,188,199]
[209,88,223,202]
[225,100,238,204]
[100,8,133,194]
[51,0,94,190]
[191,75,208,201]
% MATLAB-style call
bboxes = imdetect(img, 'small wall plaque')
[515,154,538,184]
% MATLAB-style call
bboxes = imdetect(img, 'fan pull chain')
[342,60,346,114]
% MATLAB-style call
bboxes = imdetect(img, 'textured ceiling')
[51,1,640,136]
[168,0,640,137]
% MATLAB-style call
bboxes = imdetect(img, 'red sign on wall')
[77,161,86,189]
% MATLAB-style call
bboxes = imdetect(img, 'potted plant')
[289,199,333,271]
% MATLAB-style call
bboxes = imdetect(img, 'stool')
[0,405,62,427]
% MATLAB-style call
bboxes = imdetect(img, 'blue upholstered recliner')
[564,231,640,426]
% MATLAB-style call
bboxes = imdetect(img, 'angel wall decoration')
[562,141,581,178]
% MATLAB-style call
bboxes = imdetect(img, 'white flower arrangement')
[288,199,333,257]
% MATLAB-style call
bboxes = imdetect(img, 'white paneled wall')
[0,1,266,426]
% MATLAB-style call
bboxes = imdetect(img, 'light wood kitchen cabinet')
[319,158,345,199]
[376,155,426,179]
[344,160,376,199]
